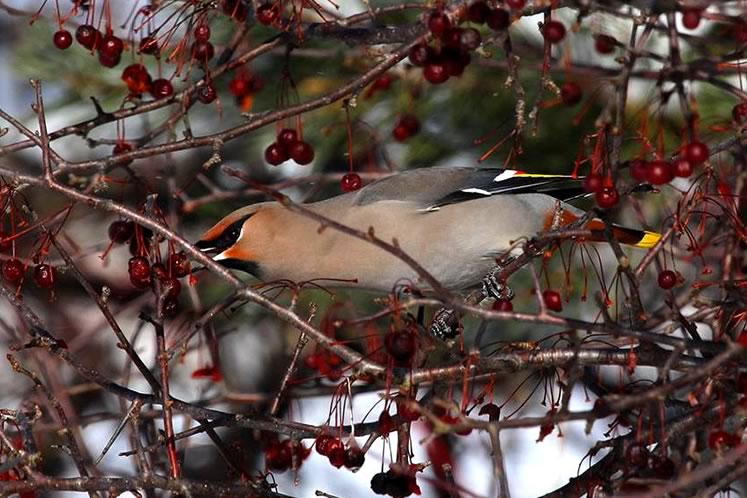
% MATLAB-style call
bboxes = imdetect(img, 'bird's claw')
[429,308,459,341]
[481,261,516,301]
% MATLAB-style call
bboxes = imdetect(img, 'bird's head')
[195,203,273,276]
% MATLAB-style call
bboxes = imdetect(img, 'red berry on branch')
[108,220,134,243]
[542,21,566,43]
[385,330,416,365]
[191,40,214,61]
[150,262,167,285]
[505,0,526,9]
[98,52,121,68]
[99,33,124,59]
[138,35,159,55]
[408,43,433,67]
[479,403,501,421]
[197,82,217,103]
[53,30,73,50]
[150,79,174,99]
[657,270,677,289]
[445,50,470,76]
[681,9,702,30]
[256,3,280,25]
[583,173,603,193]
[684,141,709,164]
[265,142,289,166]
[542,289,563,312]
[289,141,314,165]
[443,27,464,50]
[228,75,249,96]
[341,173,362,192]
[315,435,336,456]
[277,128,298,148]
[487,8,511,31]
[423,61,449,84]
[492,298,513,312]
[344,446,365,471]
[646,160,673,185]
[428,11,451,37]
[672,157,693,178]
[467,1,490,24]
[560,82,582,106]
[75,24,100,50]
[708,430,738,450]
[113,142,132,156]
[629,159,648,182]
[595,186,619,209]
[194,24,211,42]
[168,251,191,278]
[122,64,152,95]
[128,256,151,289]
[160,277,182,300]
[460,28,482,51]
[594,34,616,54]
[328,445,346,468]
[33,264,56,289]
[732,102,747,124]
[265,440,292,471]
[400,114,421,135]
[396,397,421,422]
[378,410,395,434]
[2,258,25,285]
[393,124,411,142]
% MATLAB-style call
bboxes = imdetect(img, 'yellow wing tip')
[635,231,661,249]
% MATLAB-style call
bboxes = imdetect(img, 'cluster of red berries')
[56,25,126,68]
[466,0,524,31]
[407,6,484,85]
[265,128,315,166]
[628,141,709,185]
[1,257,57,290]
[228,70,263,112]
[314,435,365,470]
[384,329,417,366]
[624,443,675,480]
[392,115,421,142]
[108,220,191,314]
[582,173,620,209]
[304,348,344,381]
[121,64,175,100]
[256,2,281,26]
[370,466,421,497]
[264,437,310,472]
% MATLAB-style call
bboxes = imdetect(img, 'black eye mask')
[196,215,253,253]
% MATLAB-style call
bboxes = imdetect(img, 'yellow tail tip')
[635,231,662,249]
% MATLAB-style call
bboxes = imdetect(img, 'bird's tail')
[586,219,661,249]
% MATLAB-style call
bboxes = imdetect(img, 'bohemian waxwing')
[196,167,660,292]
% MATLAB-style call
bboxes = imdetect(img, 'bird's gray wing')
[352,167,587,210]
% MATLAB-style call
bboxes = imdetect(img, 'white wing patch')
[460,188,493,195]
[493,170,519,183]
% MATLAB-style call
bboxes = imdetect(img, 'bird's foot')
[429,307,460,341]
[481,259,516,301]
